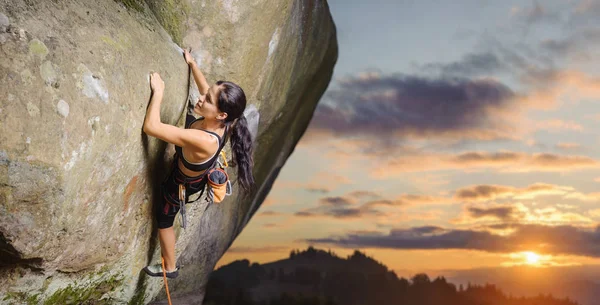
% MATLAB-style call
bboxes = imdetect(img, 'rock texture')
[0,0,337,304]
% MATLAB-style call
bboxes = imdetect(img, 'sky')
[217,0,600,279]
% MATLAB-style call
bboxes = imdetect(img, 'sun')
[524,251,540,264]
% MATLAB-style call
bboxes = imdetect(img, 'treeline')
[203,247,580,305]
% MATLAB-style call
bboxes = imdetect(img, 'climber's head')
[194,80,254,192]
[194,81,247,124]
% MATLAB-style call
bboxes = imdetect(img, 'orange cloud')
[259,210,284,217]
[451,202,595,227]
[454,183,573,202]
[365,194,451,207]
[263,223,282,229]
[556,142,581,150]
[295,205,389,220]
[518,70,600,109]
[372,151,599,177]
[346,190,381,200]
[563,192,600,202]
[535,119,584,132]
[588,209,600,218]
[293,189,452,222]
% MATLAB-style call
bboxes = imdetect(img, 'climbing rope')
[161,257,173,305]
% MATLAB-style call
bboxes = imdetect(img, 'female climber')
[142,49,255,278]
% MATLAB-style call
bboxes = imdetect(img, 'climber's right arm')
[184,49,210,95]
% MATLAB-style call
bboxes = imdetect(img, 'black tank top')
[175,117,228,172]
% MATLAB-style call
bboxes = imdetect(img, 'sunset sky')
[217,0,600,278]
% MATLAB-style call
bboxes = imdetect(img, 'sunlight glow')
[503,251,550,267]
[525,251,540,264]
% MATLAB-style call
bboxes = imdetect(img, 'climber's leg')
[145,187,180,277]
[158,226,177,272]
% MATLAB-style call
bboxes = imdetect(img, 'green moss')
[115,0,145,12]
[44,275,123,305]
[3,291,40,305]
[3,291,23,301]
[128,279,147,305]
[145,0,189,45]
[116,0,188,45]
[27,293,40,305]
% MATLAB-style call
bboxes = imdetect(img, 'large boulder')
[0,0,337,303]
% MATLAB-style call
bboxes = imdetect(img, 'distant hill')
[203,246,581,305]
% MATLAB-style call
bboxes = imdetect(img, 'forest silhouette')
[204,247,579,305]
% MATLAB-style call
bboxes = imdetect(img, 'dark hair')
[216,80,255,192]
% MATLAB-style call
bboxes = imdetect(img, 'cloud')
[346,190,381,200]
[562,192,600,202]
[372,151,599,177]
[454,183,574,202]
[556,142,581,150]
[263,223,282,229]
[363,200,403,207]
[319,196,356,206]
[364,194,449,207]
[302,29,600,150]
[308,74,519,142]
[422,52,505,77]
[535,119,584,132]
[294,191,401,220]
[515,70,600,111]
[305,187,330,194]
[293,190,452,221]
[304,223,600,257]
[526,153,598,171]
[510,1,560,24]
[451,202,595,227]
[295,211,317,217]
[588,209,600,218]
[527,207,594,224]
[259,210,284,217]
[294,206,386,219]
[540,28,600,59]
[467,206,517,221]
[571,0,600,26]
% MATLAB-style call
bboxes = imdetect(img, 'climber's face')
[194,84,228,121]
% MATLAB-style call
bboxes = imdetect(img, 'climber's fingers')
[184,48,195,65]
[150,72,165,92]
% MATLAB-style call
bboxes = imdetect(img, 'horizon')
[218,245,600,283]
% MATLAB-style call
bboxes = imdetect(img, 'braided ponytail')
[230,115,254,191]
[216,80,255,193]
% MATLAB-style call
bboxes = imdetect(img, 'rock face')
[0,0,337,304]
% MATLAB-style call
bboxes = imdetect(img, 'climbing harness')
[175,149,232,229]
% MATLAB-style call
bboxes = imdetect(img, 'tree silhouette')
[203,246,581,305]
